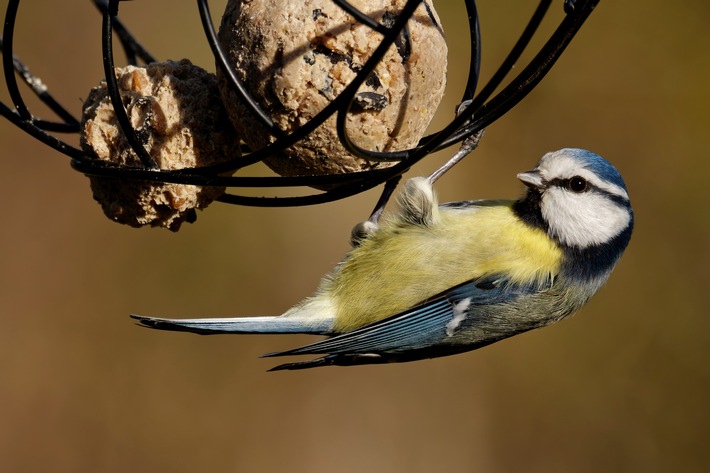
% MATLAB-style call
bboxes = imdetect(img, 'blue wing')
[265,275,545,365]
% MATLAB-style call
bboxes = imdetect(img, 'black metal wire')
[2,0,30,120]
[100,0,158,169]
[198,0,282,141]
[0,40,79,131]
[460,0,482,104]
[466,0,551,111]
[92,0,156,65]
[335,0,427,162]
[0,0,603,208]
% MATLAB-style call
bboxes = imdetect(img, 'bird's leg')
[350,173,439,247]
[427,129,484,184]
[350,113,483,247]
[350,175,401,247]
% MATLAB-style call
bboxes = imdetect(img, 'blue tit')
[131,148,634,370]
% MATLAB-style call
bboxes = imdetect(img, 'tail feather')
[130,314,332,335]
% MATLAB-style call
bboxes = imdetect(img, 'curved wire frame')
[0,0,601,209]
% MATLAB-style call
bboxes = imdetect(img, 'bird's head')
[517,148,633,251]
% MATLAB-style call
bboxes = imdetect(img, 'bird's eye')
[567,176,588,193]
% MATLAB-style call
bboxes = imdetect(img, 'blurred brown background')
[1,1,708,472]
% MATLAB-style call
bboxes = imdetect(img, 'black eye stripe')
[547,177,629,204]
[606,193,630,206]
[548,177,591,191]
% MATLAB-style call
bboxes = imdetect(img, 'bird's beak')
[517,170,545,190]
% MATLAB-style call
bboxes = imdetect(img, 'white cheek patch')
[542,188,631,248]
[446,298,472,336]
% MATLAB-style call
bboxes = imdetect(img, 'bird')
[131,148,634,370]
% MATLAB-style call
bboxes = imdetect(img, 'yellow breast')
[327,201,563,332]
